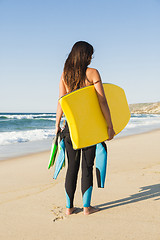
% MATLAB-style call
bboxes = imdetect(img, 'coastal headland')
[129,102,160,114]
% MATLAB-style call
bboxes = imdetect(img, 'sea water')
[117,113,160,138]
[0,113,160,160]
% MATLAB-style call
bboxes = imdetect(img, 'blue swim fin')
[96,142,107,188]
[53,139,65,179]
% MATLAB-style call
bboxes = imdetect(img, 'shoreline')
[115,126,160,140]
[1,112,160,161]
[0,138,53,162]
[1,127,160,162]
[0,149,50,163]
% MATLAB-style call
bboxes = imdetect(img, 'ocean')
[0,113,160,160]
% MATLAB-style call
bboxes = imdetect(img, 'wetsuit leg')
[63,124,81,208]
[81,145,96,207]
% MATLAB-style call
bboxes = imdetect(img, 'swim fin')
[96,142,107,188]
[53,138,65,179]
[48,133,59,169]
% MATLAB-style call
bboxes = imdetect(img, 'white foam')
[0,113,56,120]
[0,114,160,146]
[126,114,160,129]
[0,129,55,146]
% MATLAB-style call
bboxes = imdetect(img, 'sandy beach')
[0,129,160,240]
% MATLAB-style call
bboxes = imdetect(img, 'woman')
[55,41,115,215]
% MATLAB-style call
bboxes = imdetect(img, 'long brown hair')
[63,41,94,92]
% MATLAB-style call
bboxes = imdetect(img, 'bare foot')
[66,207,76,215]
[83,206,100,215]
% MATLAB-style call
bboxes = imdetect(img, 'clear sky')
[0,0,160,112]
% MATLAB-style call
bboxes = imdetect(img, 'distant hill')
[129,102,160,114]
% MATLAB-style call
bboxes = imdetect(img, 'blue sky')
[0,0,160,112]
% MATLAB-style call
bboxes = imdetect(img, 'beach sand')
[0,130,160,240]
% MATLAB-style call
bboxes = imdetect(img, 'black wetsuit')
[61,122,96,208]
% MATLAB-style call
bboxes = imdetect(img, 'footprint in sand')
[51,206,66,222]
[51,205,83,221]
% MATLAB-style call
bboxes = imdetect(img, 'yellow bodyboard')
[59,83,130,149]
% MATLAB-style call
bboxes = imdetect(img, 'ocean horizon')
[0,112,160,160]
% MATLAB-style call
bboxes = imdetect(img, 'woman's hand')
[55,125,61,135]
[107,127,115,141]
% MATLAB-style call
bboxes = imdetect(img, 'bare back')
[62,67,100,93]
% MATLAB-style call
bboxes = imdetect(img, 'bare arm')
[92,69,115,140]
[55,73,67,134]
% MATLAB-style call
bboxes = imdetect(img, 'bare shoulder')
[86,67,99,74]
[86,67,101,83]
